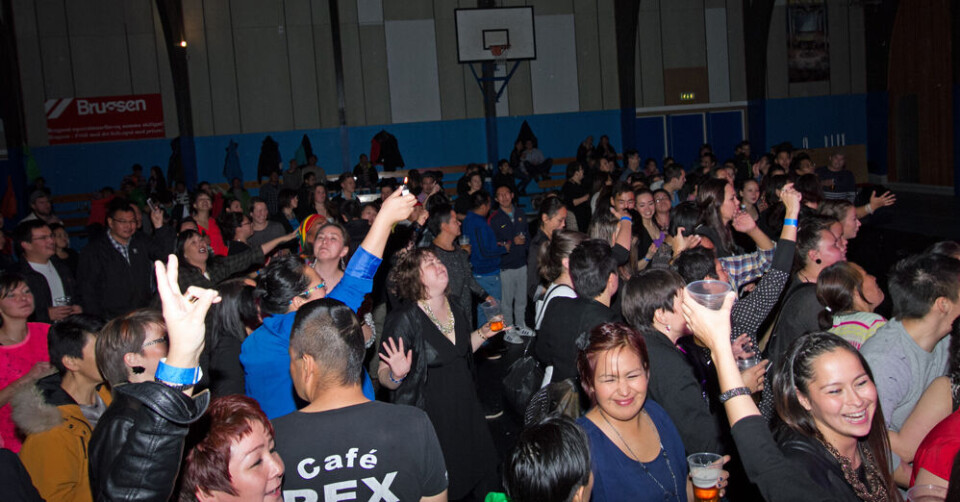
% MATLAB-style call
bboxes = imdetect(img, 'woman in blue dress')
[577,322,727,502]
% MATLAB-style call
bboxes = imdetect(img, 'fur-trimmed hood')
[11,374,69,435]
[10,373,110,436]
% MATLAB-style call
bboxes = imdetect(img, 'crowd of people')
[0,138,958,502]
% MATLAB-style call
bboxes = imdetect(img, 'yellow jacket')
[11,374,112,502]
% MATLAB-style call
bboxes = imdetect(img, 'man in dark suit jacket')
[13,220,80,323]
[77,199,173,320]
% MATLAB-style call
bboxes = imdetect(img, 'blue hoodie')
[463,211,505,275]
[240,248,379,419]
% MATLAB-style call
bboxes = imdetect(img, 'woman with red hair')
[181,395,284,502]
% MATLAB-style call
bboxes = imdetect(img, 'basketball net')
[490,44,511,72]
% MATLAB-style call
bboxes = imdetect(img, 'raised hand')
[680,291,736,353]
[731,211,757,233]
[379,337,412,381]
[672,227,702,256]
[779,183,802,218]
[154,255,220,367]
[26,361,56,382]
[869,190,896,211]
[609,205,630,221]
[377,189,417,226]
[150,206,164,229]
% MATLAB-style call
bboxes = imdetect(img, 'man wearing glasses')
[13,220,80,323]
[78,199,173,319]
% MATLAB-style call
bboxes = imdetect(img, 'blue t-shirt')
[241,247,381,419]
[577,400,689,502]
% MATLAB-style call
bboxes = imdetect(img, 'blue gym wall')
[29,109,624,196]
[28,92,892,197]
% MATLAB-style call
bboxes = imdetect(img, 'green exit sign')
[680,92,696,101]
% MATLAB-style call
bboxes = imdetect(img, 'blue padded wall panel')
[668,113,705,166]
[635,116,666,165]
[707,111,743,161]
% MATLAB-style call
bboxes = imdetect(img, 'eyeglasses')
[289,282,325,304]
[654,197,670,203]
[31,234,54,242]
[142,335,169,349]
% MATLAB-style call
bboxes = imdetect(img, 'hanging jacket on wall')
[257,136,281,183]
[223,140,243,183]
[371,130,405,171]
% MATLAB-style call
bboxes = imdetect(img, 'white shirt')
[29,260,65,303]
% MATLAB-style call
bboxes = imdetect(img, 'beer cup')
[687,452,722,502]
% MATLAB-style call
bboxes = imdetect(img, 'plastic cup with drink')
[686,280,733,310]
[481,299,505,333]
[687,452,723,502]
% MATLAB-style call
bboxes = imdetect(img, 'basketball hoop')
[490,44,511,72]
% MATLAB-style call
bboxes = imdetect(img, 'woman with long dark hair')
[773,332,900,501]
[200,278,261,397]
[527,196,568,301]
[174,227,296,291]
[534,230,586,330]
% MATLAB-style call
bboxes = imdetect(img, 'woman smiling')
[773,332,899,502]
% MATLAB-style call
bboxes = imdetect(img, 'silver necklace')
[598,409,681,501]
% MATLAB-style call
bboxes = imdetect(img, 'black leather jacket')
[88,382,210,501]
[777,428,867,502]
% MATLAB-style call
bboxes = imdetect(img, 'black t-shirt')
[273,401,448,501]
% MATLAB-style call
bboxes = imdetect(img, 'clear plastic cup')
[687,453,723,502]
[737,356,761,371]
[481,300,505,332]
[686,280,733,310]
[906,484,947,502]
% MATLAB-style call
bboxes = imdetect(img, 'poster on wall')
[45,94,164,145]
[786,0,830,83]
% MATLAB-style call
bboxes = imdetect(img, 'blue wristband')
[620,216,633,222]
[784,218,798,227]
[155,358,203,385]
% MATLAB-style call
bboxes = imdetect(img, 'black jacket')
[642,326,728,455]
[535,296,620,382]
[177,246,264,291]
[777,428,866,502]
[17,257,78,323]
[77,227,173,319]
[382,300,474,410]
[730,416,840,502]
[89,382,209,501]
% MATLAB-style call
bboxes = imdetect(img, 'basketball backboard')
[455,7,536,63]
